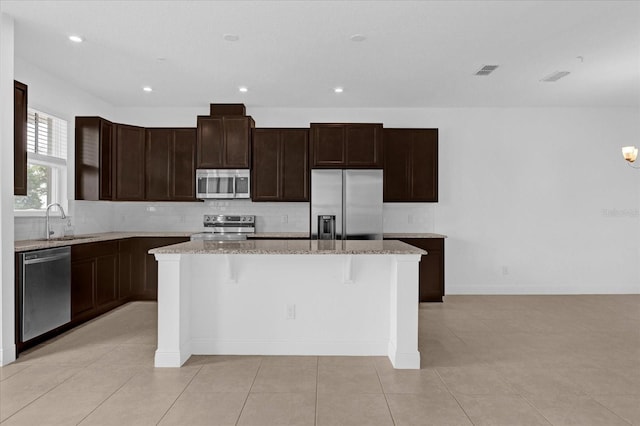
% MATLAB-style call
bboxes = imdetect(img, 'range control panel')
[203,215,255,226]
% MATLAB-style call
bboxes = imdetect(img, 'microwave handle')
[199,174,208,195]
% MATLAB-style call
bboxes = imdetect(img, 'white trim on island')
[153,240,425,369]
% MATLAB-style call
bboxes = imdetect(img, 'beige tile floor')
[1,295,639,425]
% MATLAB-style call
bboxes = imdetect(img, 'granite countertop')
[15,231,444,253]
[150,239,427,255]
[14,232,194,252]
[250,232,310,239]
[383,233,447,239]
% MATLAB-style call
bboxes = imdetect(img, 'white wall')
[0,12,16,365]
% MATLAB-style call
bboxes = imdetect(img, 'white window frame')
[14,109,68,217]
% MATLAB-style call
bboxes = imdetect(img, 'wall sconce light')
[622,146,639,168]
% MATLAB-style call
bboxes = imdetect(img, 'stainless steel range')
[190,215,255,241]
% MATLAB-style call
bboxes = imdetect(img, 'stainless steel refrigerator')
[311,169,383,240]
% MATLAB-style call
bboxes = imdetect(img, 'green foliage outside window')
[14,164,50,210]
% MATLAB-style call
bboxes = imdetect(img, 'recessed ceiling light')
[143,86,153,92]
[334,87,344,93]
[239,86,248,93]
[68,35,83,43]
[350,34,366,42]
[223,34,239,42]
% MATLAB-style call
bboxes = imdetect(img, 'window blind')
[26,109,67,160]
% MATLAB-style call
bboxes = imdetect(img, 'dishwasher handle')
[23,252,70,265]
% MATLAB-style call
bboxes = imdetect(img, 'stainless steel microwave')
[196,169,250,199]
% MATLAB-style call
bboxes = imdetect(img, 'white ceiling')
[2,0,639,108]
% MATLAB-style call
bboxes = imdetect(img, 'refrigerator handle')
[342,170,346,240]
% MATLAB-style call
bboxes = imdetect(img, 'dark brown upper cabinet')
[196,116,254,169]
[252,128,309,202]
[383,128,438,202]
[310,123,383,169]
[145,128,196,201]
[14,81,28,196]
[210,103,246,116]
[75,117,114,201]
[114,124,145,200]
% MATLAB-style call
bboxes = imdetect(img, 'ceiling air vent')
[475,65,499,76]
[541,71,570,82]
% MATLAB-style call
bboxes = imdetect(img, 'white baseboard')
[154,349,190,368]
[190,339,388,356]
[446,282,640,295]
[0,345,16,366]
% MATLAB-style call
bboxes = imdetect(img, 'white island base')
[152,240,424,369]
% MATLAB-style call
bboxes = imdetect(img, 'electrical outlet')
[502,266,509,275]
[281,215,288,224]
[286,304,296,320]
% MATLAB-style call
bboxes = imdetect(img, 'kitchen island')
[150,239,425,369]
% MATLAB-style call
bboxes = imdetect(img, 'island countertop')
[150,239,427,255]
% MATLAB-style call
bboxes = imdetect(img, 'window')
[14,109,68,213]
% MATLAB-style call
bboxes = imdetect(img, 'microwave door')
[216,177,235,198]
[197,176,207,198]
[234,176,250,198]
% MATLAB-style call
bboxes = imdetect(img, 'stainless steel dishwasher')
[19,246,71,341]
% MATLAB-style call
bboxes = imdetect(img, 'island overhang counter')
[150,239,426,369]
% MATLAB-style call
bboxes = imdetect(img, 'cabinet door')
[410,129,438,202]
[172,129,196,200]
[345,124,382,168]
[223,117,251,167]
[14,81,28,196]
[252,129,281,200]
[384,128,438,202]
[383,129,412,201]
[71,259,95,319]
[145,129,172,200]
[115,124,145,200]
[310,124,345,167]
[99,120,114,200]
[76,117,113,201]
[418,247,443,302]
[95,254,118,308]
[197,116,224,168]
[118,240,133,300]
[281,129,309,201]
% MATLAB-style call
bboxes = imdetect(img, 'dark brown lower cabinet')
[70,241,120,322]
[118,239,134,300]
[70,258,95,319]
[55,236,187,350]
[131,237,190,300]
[388,238,445,302]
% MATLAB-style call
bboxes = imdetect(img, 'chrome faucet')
[45,203,66,240]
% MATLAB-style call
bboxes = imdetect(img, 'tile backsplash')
[15,200,436,240]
